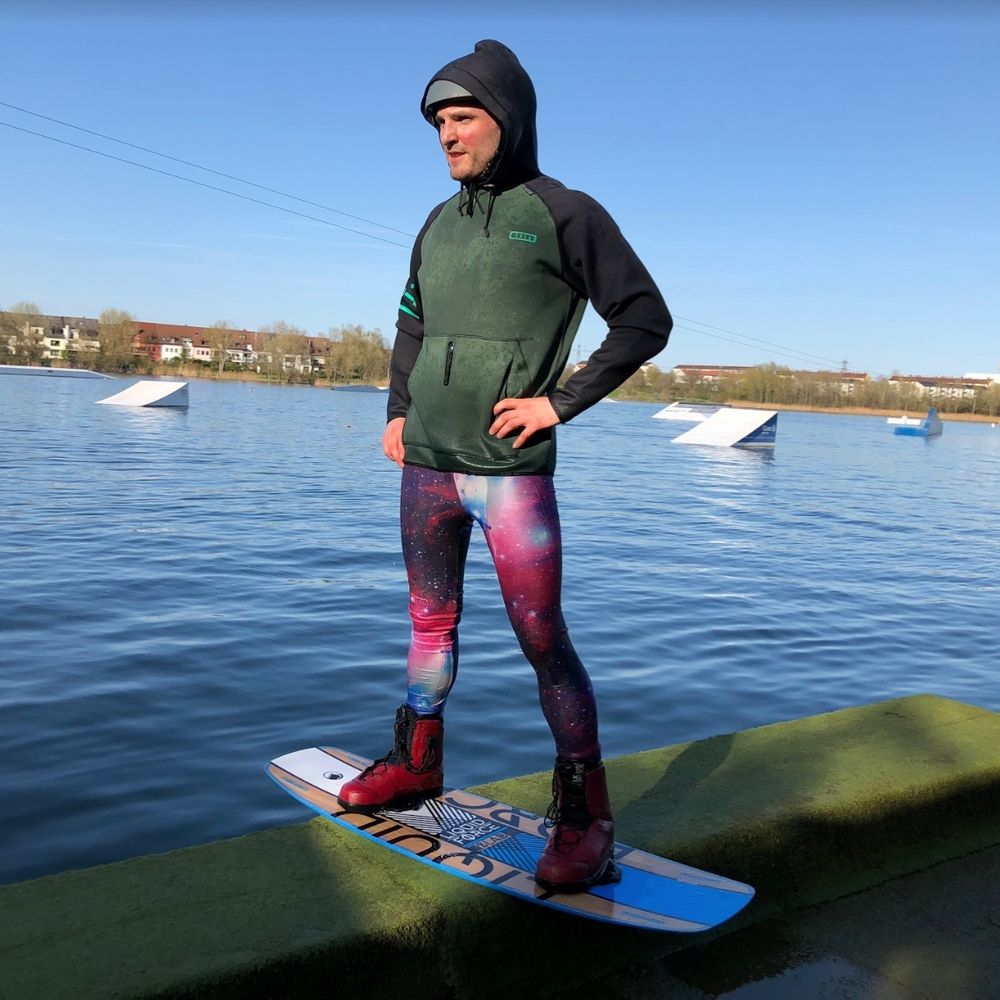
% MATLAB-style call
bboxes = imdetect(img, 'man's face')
[434,104,501,182]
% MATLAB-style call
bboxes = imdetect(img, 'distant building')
[672,364,752,383]
[887,374,992,399]
[574,360,657,377]
[32,315,100,361]
[807,370,869,395]
[133,321,261,364]
[672,364,869,395]
[2,317,41,356]
[133,320,336,373]
[134,321,297,367]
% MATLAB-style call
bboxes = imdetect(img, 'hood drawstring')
[456,181,499,238]
[458,182,475,218]
[482,185,498,238]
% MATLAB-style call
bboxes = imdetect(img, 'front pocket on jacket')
[404,335,533,466]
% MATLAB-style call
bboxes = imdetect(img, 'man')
[338,40,672,892]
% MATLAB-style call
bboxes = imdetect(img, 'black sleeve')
[539,185,672,422]
[386,203,446,422]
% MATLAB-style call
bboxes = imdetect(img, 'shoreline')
[613,394,1000,424]
[12,362,1000,424]
[168,372,1000,423]
[703,399,1000,424]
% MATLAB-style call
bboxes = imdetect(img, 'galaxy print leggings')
[401,465,601,761]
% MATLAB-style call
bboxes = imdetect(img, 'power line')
[673,323,842,370]
[2,103,856,370]
[673,314,842,368]
[0,99,417,240]
[0,120,413,250]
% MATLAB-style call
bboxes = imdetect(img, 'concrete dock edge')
[2,694,999,1000]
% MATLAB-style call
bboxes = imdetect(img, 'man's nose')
[439,122,456,145]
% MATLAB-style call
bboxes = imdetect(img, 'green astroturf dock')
[2,695,1000,1000]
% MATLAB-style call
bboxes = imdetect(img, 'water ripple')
[2,378,999,883]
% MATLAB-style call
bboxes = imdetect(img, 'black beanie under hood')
[421,39,539,190]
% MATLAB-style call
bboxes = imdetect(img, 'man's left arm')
[547,190,672,422]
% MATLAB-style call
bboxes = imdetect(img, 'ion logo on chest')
[508,231,538,244]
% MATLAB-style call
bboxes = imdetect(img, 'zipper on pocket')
[443,340,455,386]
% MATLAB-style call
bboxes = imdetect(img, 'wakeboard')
[267,746,754,932]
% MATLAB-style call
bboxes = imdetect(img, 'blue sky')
[1,2,996,378]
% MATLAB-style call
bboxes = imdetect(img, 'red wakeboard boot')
[535,758,619,893]
[337,704,443,813]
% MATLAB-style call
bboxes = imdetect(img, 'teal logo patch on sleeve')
[508,231,538,244]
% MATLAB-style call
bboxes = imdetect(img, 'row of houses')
[5,316,335,374]
[670,364,1000,400]
[132,321,277,368]
[132,321,367,374]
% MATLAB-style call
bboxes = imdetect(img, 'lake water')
[2,375,998,885]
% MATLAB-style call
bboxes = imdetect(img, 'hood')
[421,39,539,190]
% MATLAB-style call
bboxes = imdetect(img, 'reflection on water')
[2,377,999,883]
[694,441,776,470]
[105,403,189,430]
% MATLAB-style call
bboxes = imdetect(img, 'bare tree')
[981,383,1000,418]
[259,320,310,382]
[1,301,43,363]
[205,320,233,374]
[98,308,139,372]
[732,363,791,404]
[327,325,389,384]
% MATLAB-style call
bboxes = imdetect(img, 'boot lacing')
[359,706,437,779]
[544,760,590,851]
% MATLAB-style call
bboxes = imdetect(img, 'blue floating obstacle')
[892,407,943,437]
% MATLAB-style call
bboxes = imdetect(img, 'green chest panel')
[404,185,585,476]
[418,186,571,347]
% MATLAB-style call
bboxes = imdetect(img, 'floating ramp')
[653,400,727,422]
[673,407,777,447]
[96,380,189,408]
[893,407,942,437]
[0,364,112,379]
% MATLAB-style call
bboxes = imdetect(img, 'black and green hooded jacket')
[389,39,672,476]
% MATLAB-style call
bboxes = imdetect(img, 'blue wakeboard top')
[268,746,755,933]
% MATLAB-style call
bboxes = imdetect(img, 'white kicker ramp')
[96,381,189,408]
[673,408,777,447]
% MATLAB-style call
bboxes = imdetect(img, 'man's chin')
[450,170,488,185]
